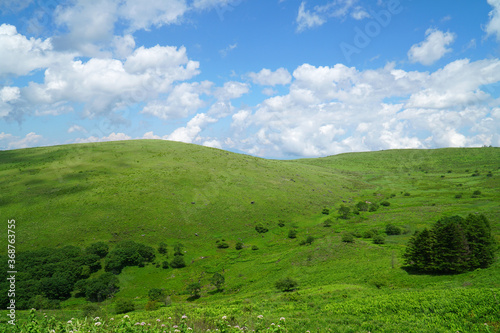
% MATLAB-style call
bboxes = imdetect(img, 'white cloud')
[486,0,500,40]
[296,2,326,32]
[68,125,87,133]
[0,24,72,77]
[54,0,118,55]
[119,0,188,32]
[248,68,292,86]
[22,44,200,118]
[229,59,500,158]
[0,86,21,117]
[167,113,217,143]
[7,132,43,149]
[214,81,249,100]
[112,34,136,59]
[296,0,361,32]
[408,28,456,66]
[219,43,237,58]
[75,132,132,144]
[141,81,212,120]
[192,0,239,10]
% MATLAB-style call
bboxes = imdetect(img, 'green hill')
[0,141,499,332]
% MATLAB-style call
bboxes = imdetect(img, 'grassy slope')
[0,141,499,332]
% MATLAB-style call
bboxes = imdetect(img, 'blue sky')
[0,0,499,158]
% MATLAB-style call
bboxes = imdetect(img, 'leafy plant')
[275,277,298,292]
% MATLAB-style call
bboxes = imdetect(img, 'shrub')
[255,223,268,234]
[210,272,225,291]
[355,201,369,212]
[288,229,297,239]
[473,190,482,196]
[342,233,354,243]
[115,299,135,314]
[216,240,229,249]
[86,242,109,258]
[369,203,379,212]
[380,201,390,207]
[148,288,165,302]
[251,245,259,250]
[338,204,350,219]
[162,261,169,269]
[322,208,330,215]
[104,241,156,274]
[275,277,298,292]
[404,192,411,196]
[82,303,101,318]
[158,242,168,255]
[455,194,462,199]
[235,242,243,250]
[173,243,184,256]
[80,272,120,302]
[278,220,285,227]
[170,255,186,268]
[487,171,493,177]
[362,230,373,238]
[305,235,314,245]
[386,224,402,235]
[373,235,385,244]
[323,219,333,227]
[145,300,160,311]
[186,282,201,298]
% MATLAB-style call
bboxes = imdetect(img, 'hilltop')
[0,141,499,332]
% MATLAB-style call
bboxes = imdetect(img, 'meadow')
[0,140,498,332]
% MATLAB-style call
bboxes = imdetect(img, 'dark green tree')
[170,255,186,268]
[86,242,109,258]
[210,272,225,291]
[275,277,298,292]
[186,282,201,298]
[338,205,350,219]
[173,243,184,256]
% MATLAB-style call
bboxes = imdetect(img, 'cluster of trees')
[404,214,496,274]
[0,244,105,309]
[104,241,155,274]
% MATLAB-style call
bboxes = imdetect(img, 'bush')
[170,255,186,268]
[322,208,330,215]
[362,230,374,238]
[355,201,369,212]
[115,299,135,314]
[145,300,160,311]
[251,245,259,250]
[455,194,462,199]
[210,272,225,291]
[380,201,390,207]
[186,282,201,298]
[342,233,354,243]
[369,203,379,212]
[173,243,184,256]
[216,240,229,249]
[158,242,168,255]
[86,242,109,258]
[404,192,411,196]
[373,235,385,244]
[255,223,269,234]
[338,205,351,219]
[148,288,165,302]
[80,272,120,302]
[386,224,402,235]
[235,242,243,250]
[275,277,298,292]
[323,219,333,227]
[104,241,156,274]
[288,229,297,239]
[162,261,169,269]
[278,220,285,227]
[473,190,482,196]
[82,303,101,318]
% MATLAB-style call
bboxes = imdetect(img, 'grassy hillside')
[0,141,499,332]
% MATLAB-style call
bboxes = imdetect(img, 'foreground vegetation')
[0,141,498,332]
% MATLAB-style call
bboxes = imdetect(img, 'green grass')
[0,141,499,332]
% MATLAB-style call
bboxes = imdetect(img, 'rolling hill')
[0,140,499,332]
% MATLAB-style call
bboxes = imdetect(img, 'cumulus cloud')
[229,59,500,158]
[486,0,500,40]
[119,0,187,32]
[408,28,456,66]
[248,68,292,86]
[0,24,72,77]
[296,0,362,32]
[22,44,200,119]
[6,132,43,149]
[68,125,87,133]
[214,81,249,100]
[141,81,212,120]
[75,132,132,144]
[167,113,217,143]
